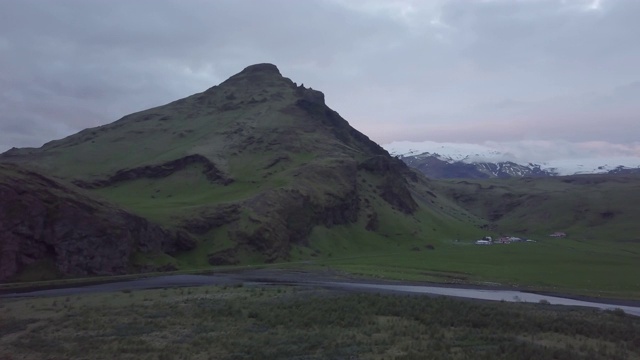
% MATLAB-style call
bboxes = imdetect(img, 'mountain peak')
[218,63,289,90]
[239,63,281,75]
[210,63,327,107]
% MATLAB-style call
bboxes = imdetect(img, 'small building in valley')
[475,239,492,245]
[549,232,567,238]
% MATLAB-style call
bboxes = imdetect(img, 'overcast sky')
[1,0,639,161]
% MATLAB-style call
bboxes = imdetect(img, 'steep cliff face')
[0,163,195,282]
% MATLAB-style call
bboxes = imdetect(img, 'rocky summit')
[0,64,480,281]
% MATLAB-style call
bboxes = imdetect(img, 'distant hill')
[608,166,640,175]
[399,153,556,179]
[429,174,640,241]
[385,139,640,244]
[0,64,482,281]
[385,141,640,179]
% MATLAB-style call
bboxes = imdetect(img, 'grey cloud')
[0,0,638,161]
[0,0,405,150]
[315,0,640,146]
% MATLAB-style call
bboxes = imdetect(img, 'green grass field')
[1,284,639,359]
[311,237,640,298]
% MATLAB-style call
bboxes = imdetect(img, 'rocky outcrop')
[293,98,389,158]
[180,204,242,235]
[227,184,360,262]
[188,160,362,264]
[72,154,232,189]
[358,156,419,214]
[377,175,418,214]
[0,163,195,282]
[212,160,361,262]
[207,248,239,266]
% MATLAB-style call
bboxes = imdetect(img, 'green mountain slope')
[430,175,640,241]
[1,64,484,275]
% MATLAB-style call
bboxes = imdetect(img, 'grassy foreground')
[1,284,640,359]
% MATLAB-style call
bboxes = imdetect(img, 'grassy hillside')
[430,175,640,241]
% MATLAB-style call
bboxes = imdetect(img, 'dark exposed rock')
[207,248,239,266]
[296,85,325,105]
[218,102,242,112]
[377,175,419,214]
[137,263,179,273]
[358,155,396,175]
[230,185,360,262]
[358,155,415,177]
[264,156,290,170]
[226,160,362,262]
[72,154,232,189]
[180,204,242,235]
[164,231,197,255]
[365,212,379,231]
[293,99,388,157]
[0,163,195,282]
[219,63,285,89]
[359,156,418,214]
[601,211,616,219]
[238,63,281,75]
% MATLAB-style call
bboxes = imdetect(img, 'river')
[2,272,639,317]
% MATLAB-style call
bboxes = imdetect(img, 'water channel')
[3,274,639,317]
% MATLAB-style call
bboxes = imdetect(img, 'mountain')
[385,141,640,179]
[400,153,556,179]
[608,166,640,175]
[0,64,482,281]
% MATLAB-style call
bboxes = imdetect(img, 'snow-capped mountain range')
[384,141,640,178]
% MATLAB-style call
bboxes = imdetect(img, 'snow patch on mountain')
[385,141,516,163]
[384,140,640,176]
[541,158,640,176]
